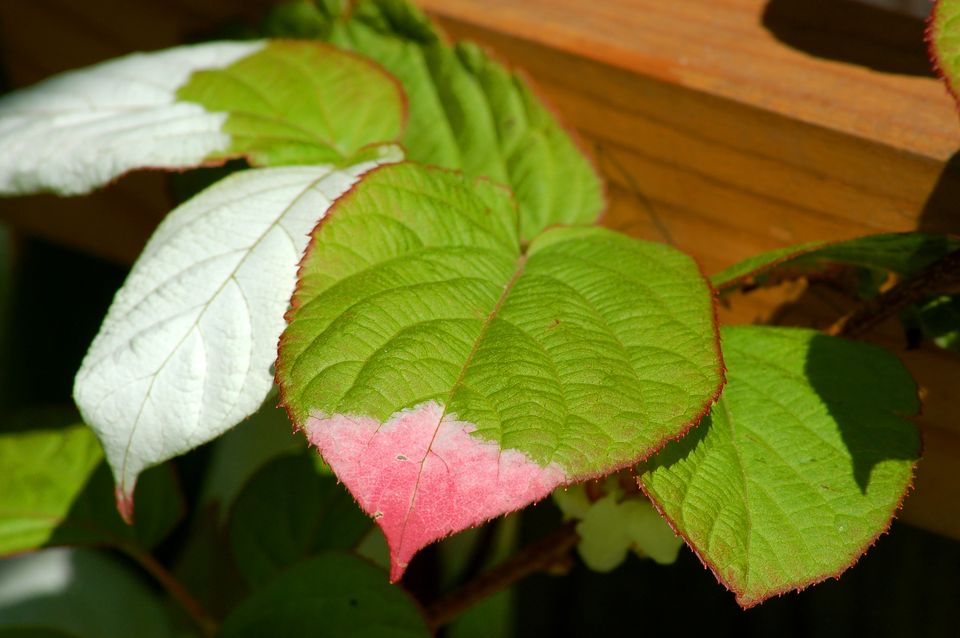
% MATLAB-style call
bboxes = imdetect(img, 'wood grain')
[419,0,960,159]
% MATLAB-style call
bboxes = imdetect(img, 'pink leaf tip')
[305,401,566,581]
[115,485,135,525]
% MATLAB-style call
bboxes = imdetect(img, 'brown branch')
[425,521,579,631]
[460,518,500,583]
[120,545,218,637]
[826,249,960,338]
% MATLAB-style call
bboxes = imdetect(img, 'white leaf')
[74,147,402,514]
[0,41,263,196]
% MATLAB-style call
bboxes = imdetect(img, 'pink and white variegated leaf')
[0,39,404,196]
[277,162,723,580]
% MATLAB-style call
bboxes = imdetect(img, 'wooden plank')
[0,0,275,86]
[419,1,960,262]
[419,0,960,159]
[0,172,170,264]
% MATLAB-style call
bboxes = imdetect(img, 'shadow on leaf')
[46,461,184,551]
[804,334,921,493]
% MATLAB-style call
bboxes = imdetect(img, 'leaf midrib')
[111,170,337,490]
[396,252,528,556]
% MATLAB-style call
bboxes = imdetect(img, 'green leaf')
[640,326,920,608]
[0,425,183,556]
[576,493,681,570]
[913,294,960,353]
[277,162,722,580]
[930,0,960,107]
[177,39,406,167]
[48,463,184,551]
[199,401,305,518]
[712,233,960,293]
[267,0,604,240]
[0,548,177,638]
[0,630,79,638]
[228,452,371,587]
[553,478,681,572]
[218,553,430,638]
[0,40,405,196]
[0,425,100,554]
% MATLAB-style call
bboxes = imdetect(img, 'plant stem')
[459,518,500,584]
[121,545,218,637]
[826,249,960,338]
[425,521,579,631]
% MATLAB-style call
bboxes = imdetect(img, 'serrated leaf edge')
[637,369,923,608]
[275,160,726,479]
[927,0,960,111]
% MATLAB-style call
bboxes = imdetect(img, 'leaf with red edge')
[277,162,723,581]
[712,232,960,294]
[930,0,960,108]
[0,424,183,556]
[0,39,405,196]
[640,326,920,608]
[266,0,606,241]
[74,152,400,519]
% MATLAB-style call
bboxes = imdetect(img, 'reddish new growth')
[305,401,566,581]
[115,485,135,525]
